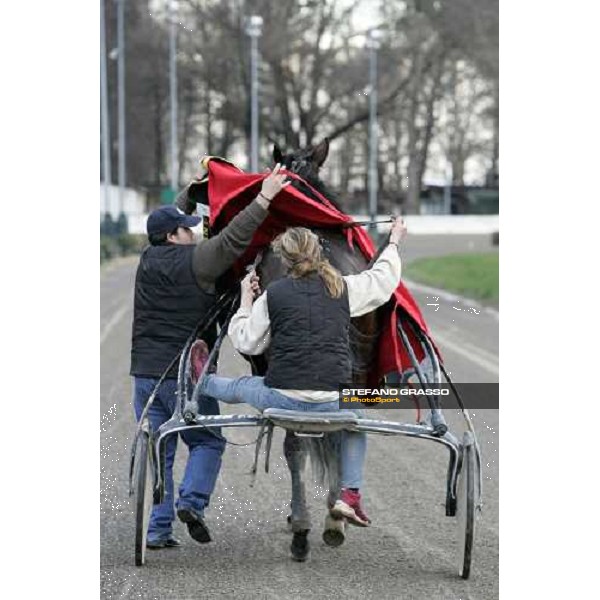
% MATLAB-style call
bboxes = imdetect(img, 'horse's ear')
[312,138,330,167]
[273,144,284,164]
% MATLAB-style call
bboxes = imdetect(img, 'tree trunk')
[405,49,423,215]
[452,155,465,186]
[218,105,234,158]
[416,55,445,189]
[391,106,403,194]
[153,83,164,186]
[178,77,195,184]
[269,60,298,147]
[489,84,499,185]
[339,135,353,196]
[205,88,213,155]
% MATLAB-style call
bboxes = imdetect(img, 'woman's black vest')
[130,244,217,378]
[264,274,351,391]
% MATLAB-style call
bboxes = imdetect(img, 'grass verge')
[404,252,498,303]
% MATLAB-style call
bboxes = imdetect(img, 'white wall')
[126,214,149,235]
[100,184,146,217]
[100,184,147,233]
[351,214,499,235]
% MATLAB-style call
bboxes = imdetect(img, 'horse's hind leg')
[284,431,310,561]
[322,432,346,547]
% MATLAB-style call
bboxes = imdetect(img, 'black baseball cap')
[146,206,201,236]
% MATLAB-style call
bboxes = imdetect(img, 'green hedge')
[100,234,146,263]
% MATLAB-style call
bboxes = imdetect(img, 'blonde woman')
[194,217,407,526]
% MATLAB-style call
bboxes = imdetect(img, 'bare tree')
[104,0,498,210]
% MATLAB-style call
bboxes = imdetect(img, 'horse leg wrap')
[323,513,346,548]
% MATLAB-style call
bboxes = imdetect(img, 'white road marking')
[101,302,130,346]
[404,278,499,320]
[432,329,499,376]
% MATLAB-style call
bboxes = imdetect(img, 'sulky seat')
[262,408,359,433]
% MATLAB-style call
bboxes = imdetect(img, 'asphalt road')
[100,250,499,600]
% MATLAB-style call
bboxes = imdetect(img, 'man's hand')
[241,271,262,309]
[257,163,291,208]
[389,216,407,246]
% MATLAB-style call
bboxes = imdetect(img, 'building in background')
[100,184,148,235]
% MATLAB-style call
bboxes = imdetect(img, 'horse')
[249,138,383,561]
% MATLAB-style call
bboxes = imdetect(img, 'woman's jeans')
[200,375,366,489]
[133,377,225,544]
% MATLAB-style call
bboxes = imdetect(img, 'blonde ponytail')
[317,260,344,298]
[271,227,344,298]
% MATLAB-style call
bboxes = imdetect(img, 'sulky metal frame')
[130,286,483,577]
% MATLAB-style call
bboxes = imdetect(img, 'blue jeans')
[200,375,366,489]
[133,377,225,543]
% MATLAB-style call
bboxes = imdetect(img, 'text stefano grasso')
[341,388,450,396]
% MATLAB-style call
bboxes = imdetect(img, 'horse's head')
[271,138,342,212]
[272,138,330,188]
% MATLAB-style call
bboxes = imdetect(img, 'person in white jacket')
[193,217,407,526]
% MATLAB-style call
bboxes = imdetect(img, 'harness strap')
[264,422,275,473]
[250,419,270,487]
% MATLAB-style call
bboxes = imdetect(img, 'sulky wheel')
[456,432,476,579]
[134,432,153,567]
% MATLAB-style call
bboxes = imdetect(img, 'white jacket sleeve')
[343,244,402,317]
[227,292,272,355]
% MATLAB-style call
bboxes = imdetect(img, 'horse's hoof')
[290,530,310,562]
[323,514,346,547]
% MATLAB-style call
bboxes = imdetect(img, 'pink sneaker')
[330,488,371,527]
[189,340,209,384]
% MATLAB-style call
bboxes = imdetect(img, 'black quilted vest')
[130,244,217,378]
[264,274,351,391]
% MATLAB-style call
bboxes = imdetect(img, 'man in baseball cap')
[145,205,202,243]
[131,165,290,549]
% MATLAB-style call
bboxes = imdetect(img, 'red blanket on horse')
[199,157,440,383]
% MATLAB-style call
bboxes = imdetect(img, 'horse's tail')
[305,433,341,501]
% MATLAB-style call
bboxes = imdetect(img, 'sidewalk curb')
[403,279,499,320]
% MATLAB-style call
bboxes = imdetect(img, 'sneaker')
[330,488,371,527]
[189,340,209,384]
[146,536,181,550]
[177,507,212,544]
